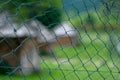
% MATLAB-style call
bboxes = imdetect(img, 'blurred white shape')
[0,12,78,44]
[53,21,77,37]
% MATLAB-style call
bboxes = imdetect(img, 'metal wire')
[0,0,120,80]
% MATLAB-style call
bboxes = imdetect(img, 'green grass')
[0,30,120,80]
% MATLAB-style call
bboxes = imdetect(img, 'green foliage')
[0,62,11,74]
[66,10,120,30]
[37,7,62,29]
[104,0,120,2]
[2,0,62,29]
[85,14,95,25]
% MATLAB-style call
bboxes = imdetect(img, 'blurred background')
[0,0,120,80]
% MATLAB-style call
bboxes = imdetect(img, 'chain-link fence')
[0,0,120,80]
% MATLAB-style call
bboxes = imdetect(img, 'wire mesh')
[0,0,120,80]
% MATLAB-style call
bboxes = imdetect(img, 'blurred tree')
[85,14,95,26]
[2,0,62,29]
[101,0,120,14]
